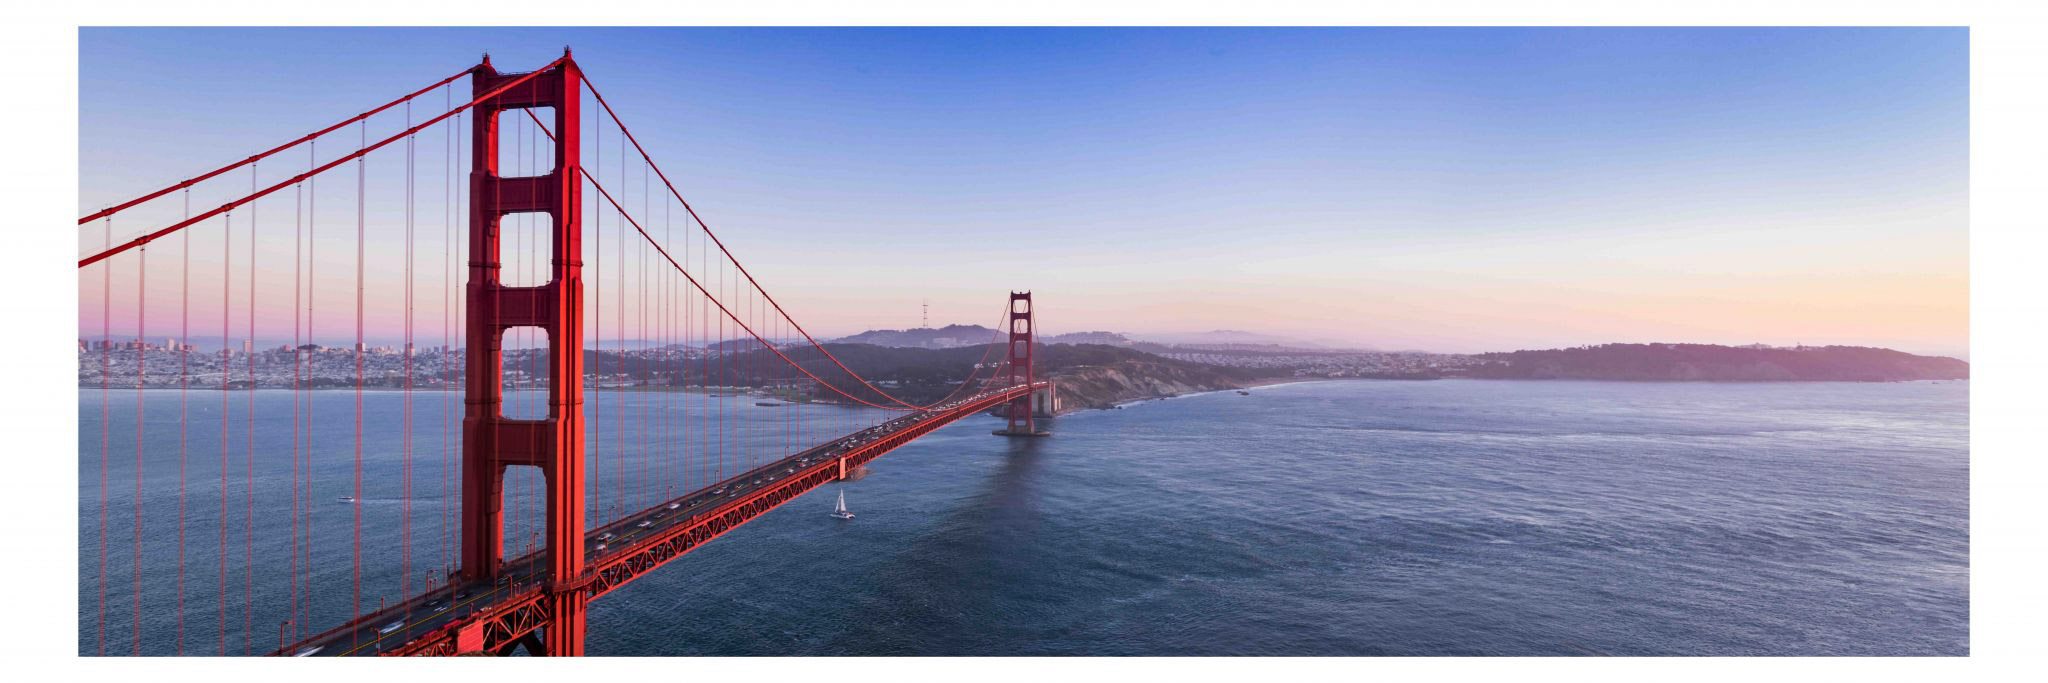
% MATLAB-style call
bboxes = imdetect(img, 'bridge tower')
[461,51,588,656]
[995,291,1050,437]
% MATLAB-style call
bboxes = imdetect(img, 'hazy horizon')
[79,28,1968,359]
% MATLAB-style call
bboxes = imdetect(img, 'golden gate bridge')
[78,50,1052,656]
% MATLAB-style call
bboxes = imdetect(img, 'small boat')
[336,496,356,503]
[1237,390,1251,395]
[755,401,783,407]
[829,490,855,520]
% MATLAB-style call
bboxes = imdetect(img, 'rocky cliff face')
[1045,360,1252,411]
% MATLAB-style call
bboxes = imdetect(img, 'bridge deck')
[277,383,1044,656]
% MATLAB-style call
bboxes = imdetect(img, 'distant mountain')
[835,327,1135,348]
[1133,329,1332,349]
[833,324,998,349]
[1044,330,1134,346]
[1467,343,1968,382]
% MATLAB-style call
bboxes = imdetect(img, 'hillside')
[832,325,997,349]
[1034,344,1270,410]
[1465,344,1968,382]
[714,342,1268,411]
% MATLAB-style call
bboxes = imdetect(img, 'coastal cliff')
[1044,359,1257,411]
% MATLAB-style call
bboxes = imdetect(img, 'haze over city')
[79,27,1967,357]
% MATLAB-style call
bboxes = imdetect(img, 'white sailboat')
[830,490,855,519]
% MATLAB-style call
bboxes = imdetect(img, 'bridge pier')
[993,386,1056,437]
[542,592,585,656]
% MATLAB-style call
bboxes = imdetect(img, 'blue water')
[81,379,1968,656]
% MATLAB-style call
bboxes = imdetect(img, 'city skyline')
[79,27,1968,357]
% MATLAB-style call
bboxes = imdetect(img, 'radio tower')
[921,299,929,329]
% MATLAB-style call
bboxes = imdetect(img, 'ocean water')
[80,379,1968,656]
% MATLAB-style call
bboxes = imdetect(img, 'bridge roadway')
[277,382,1045,656]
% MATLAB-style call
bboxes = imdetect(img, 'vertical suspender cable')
[748,283,755,469]
[525,106,534,550]
[453,103,463,583]
[661,178,670,499]
[245,164,257,655]
[615,126,625,523]
[637,157,646,509]
[688,195,696,490]
[614,123,622,510]
[303,141,317,639]
[705,226,712,483]
[178,191,190,655]
[218,211,230,656]
[352,120,366,649]
[649,160,659,502]
[714,228,721,482]
[508,107,522,553]
[592,109,602,524]
[714,238,722,482]
[290,177,301,645]
[443,84,456,589]
[403,100,416,600]
[98,217,109,657]
[535,113,544,546]
[643,157,652,506]
[134,241,146,656]
[524,110,537,553]
[492,102,507,564]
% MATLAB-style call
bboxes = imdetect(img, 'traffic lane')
[308,561,549,656]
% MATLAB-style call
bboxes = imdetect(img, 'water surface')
[79,379,1968,655]
[589,379,1968,656]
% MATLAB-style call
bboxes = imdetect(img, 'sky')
[78,27,1968,357]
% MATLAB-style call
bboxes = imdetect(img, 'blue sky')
[79,27,1968,355]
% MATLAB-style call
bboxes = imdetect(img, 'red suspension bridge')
[77,51,1053,657]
